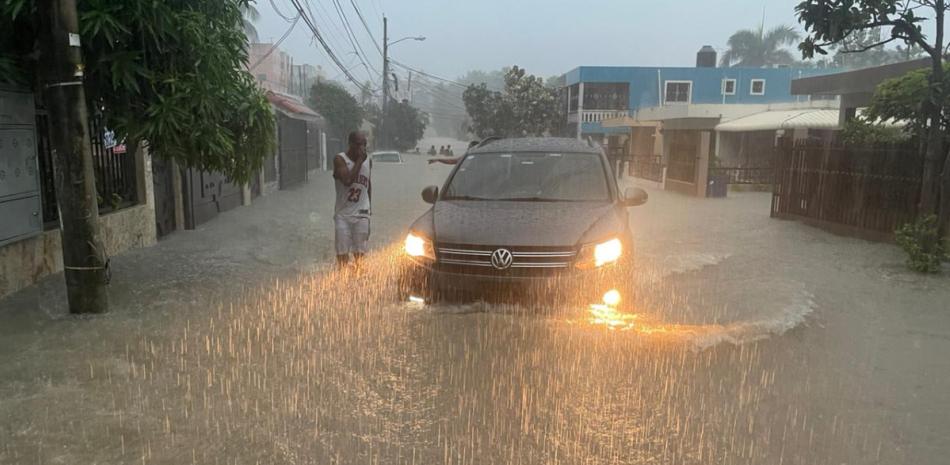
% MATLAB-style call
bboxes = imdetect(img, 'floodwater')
[1,148,949,464]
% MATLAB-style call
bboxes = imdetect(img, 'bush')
[895,215,948,273]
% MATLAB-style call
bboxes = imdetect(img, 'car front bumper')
[399,257,632,308]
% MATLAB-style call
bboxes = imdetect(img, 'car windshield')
[442,152,609,201]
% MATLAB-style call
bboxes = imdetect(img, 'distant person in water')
[427,145,437,156]
[429,140,478,165]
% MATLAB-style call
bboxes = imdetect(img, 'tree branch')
[839,36,900,53]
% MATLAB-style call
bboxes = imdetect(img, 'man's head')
[348,131,367,153]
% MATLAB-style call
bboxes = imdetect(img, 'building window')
[722,79,736,95]
[664,81,692,104]
[750,79,766,95]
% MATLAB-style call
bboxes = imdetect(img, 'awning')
[266,91,326,123]
[715,109,840,132]
[601,115,662,128]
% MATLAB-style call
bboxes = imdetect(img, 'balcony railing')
[568,109,629,124]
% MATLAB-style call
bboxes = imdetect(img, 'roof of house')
[266,91,325,122]
[469,137,601,155]
[790,58,929,96]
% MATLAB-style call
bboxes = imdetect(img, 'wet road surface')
[1,153,949,464]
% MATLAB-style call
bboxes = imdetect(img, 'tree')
[385,100,427,151]
[797,0,950,233]
[720,25,801,67]
[462,66,561,138]
[1,0,277,312]
[310,79,364,137]
[241,3,260,43]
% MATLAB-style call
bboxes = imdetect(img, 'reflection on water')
[0,244,875,465]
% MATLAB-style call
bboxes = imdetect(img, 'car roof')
[371,151,400,155]
[466,137,602,155]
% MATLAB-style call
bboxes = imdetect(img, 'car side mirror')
[421,185,439,204]
[623,187,648,207]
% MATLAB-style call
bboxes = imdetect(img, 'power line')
[329,0,379,77]
[288,0,374,94]
[308,0,375,84]
[249,13,301,71]
[268,0,296,21]
[348,0,383,56]
[390,59,468,88]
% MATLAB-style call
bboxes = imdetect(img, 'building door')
[151,157,176,238]
[278,116,308,189]
[666,131,698,183]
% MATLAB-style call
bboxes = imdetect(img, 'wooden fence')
[771,139,923,240]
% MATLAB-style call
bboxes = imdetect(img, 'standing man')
[333,131,372,267]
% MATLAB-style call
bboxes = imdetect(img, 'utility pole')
[39,0,110,313]
[407,71,412,104]
[380,15,389,148]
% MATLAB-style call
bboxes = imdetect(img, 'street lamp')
[388,36,426,47]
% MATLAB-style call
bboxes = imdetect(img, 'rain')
[3,1,950,464]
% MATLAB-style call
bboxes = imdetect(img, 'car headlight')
[576,238,623,269]
[405,232,435,260]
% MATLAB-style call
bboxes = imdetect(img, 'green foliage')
[0,0,276,184]
[863,63,950,137]
[309,80,364,136]
[840,118,910,145]
[720,25,800,67]
[895,215,948,273]
[384,100,427,151]
[462,66,561,138]
[796,0,929,60]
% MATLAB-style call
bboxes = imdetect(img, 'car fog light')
[603,289,621,307]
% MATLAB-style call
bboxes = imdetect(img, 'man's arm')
[333,154,366,186]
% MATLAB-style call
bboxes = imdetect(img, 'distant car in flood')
[400,137,648,310]
[371,151,403,164]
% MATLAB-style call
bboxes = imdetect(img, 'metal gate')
[0,89,42,247]
[183,169,242,229]
[665,131,698,183]
[151,157,176,238]
[278,115,308,189]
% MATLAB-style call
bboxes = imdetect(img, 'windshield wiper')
[443,195,494,201]
[500,197,580,202]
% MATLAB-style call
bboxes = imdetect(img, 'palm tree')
[241,3,260,43]
[720,25,801,67]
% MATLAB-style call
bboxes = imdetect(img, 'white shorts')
[334,216,370,255]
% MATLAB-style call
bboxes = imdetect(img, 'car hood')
[431,201,618,247]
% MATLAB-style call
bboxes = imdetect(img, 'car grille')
[435,243,577,277]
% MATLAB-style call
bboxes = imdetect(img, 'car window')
[443,152,609,201]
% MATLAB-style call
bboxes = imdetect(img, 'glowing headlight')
[405,232,435,260]
[593,238,623,267]
[576,237,623,269]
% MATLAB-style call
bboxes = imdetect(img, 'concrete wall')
[0,147,157,299]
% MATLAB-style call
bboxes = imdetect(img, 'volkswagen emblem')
[490,248,513,270]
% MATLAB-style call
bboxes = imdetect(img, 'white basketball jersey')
[334,152,371,218]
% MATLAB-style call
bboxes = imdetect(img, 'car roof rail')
[476,136,502,148]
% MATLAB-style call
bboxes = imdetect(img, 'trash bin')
[707,174,729,198]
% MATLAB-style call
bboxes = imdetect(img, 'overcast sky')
[252,0,933,87]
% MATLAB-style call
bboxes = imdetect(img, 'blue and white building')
[562,64,835,139]
[558,47,841,195]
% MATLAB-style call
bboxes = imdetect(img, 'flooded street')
[1,151,949,465]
